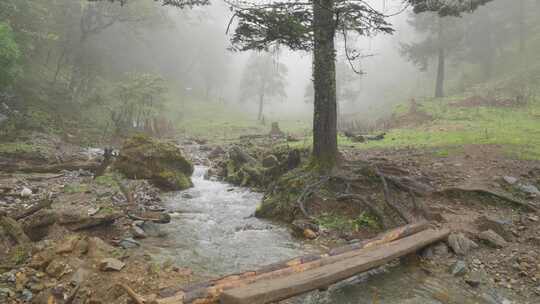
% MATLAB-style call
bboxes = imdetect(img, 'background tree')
[224,0,492,169]
[400,13,463,98]
[0,22,21,88]
[110,73,168,135]
[239,53,288,122]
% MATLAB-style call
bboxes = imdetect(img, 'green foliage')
[316,211,379,233]
[0,22,21,87]
[110,73,168,135]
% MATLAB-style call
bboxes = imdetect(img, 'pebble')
[450,260,468,276]
[99,258,125,271]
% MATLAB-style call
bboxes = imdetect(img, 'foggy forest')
[1,0,540,303]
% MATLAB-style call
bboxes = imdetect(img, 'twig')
[65,284,80,304]
[118,283,145,304]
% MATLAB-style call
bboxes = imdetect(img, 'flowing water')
[144,166,497,304]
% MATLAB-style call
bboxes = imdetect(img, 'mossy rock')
[115,134,194,191]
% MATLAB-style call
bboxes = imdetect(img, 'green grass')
[315,211,379,233]
[288,97,540,160]
[0,142,39,155]
[167,97,310,142]
[63,183,89,194]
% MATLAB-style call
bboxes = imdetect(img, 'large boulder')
[115,135,194,191]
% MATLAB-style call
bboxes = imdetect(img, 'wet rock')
[262,155,279,168]
[181,193,194,199]
[131,225,146,239]
[99,258,125,271]
[448,233,478,256]
[479,230,508,248]
[114,135,194,191]
[58,211,121,231]
[118,238,140,249]
[450,260,468,276]
[502,176,518,185]
[476,216,513,241]
[141,221,167,238]
[208,146,225,159]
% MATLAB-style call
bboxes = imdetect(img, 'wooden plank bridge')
[124,221,450,304]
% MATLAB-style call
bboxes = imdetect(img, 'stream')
[143,166,498,304]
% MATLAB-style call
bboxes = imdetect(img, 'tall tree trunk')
[434,48,445,98]
[257,93,265,121]
[312,0,337,170]
[434,18,445,98]
[518,0,526,54]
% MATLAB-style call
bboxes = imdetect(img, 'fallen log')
[221,228,450,304]
[154,221,430,303]
[10,194,53,220]
[0,161,101,174]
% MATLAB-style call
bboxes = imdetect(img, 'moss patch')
[115,134,194,191]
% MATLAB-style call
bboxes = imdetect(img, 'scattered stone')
[0,287,14,300]
[476,216,513,242]
[465,271,485,288]
[448,233,478,256]
[479,230,508,248]
[181,193,194,199]
[291,219,319,238]
[303,229,317,240]
[141,221,167,238]
[99,258,125,271]
[71,268,89,285]
[262,155,279,168]
[87,207,100,216]
[55,236,79,254]
[450,260,468,276]
[432,242,449,256]
[46,259,67,279]
[119,238,140,249]
[502,176,518,185]
[517,184,540,195]
[20,187,33,198]
[21,288,33,301]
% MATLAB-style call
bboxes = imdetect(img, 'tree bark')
[312,0,338,170]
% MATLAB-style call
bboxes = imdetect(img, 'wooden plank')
[152,222,431,304]
[221,228,449,304]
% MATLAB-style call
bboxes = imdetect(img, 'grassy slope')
[166,97,311,142]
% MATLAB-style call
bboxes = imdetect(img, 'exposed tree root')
[436,186,538,212]
[336,194,389,229]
